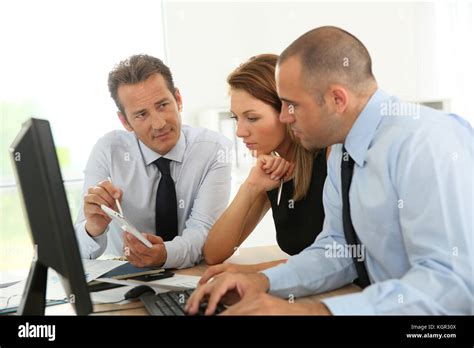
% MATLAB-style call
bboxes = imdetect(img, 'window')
[0,0,166,270]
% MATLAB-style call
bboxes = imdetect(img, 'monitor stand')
[17,260,48,315]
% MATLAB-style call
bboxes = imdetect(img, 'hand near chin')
[246,154,295,192]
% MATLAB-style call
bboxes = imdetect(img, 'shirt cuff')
[261,263,300,297]
[162,240,179,269]
[321,291,375,315]
[76,221,108,259]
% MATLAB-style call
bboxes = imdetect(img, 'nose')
[235,119,250,138]
[151,110,166,130]
[279,104,295,124]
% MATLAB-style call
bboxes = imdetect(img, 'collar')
[344,89,390,167]
[138,130,186,166]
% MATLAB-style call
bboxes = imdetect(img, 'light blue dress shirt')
[74,125,232,269]
[263,89,473,314]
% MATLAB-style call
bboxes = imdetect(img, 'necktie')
[341,146,371,288]
[154,157,178,241]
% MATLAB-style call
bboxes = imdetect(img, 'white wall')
[163,1,425,126]
[417,1,474,119]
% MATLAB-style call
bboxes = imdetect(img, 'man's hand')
[185,272,270,316]
[124,233,167,268]
[198,263,258,285]
[84,180,122,237]
[221,293,332,315]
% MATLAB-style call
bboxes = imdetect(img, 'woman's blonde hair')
[227,54,317,201]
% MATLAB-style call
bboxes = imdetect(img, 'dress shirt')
[263,89,473,314]
[74,125,232,269]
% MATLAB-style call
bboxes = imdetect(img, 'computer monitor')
[9,118,92,315]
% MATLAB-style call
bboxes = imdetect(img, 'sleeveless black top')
[266,148,327,255]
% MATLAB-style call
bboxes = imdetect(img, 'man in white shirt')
[74,54,232,269]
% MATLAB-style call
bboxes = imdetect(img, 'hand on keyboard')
[140,289,226,316]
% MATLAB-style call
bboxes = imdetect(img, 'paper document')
[82,259,128,282]
[0,268,68,311]
[0,259,127,311]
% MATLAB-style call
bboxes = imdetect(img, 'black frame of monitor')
[9,118,92,315]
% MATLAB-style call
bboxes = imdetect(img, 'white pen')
[107,176,124,216]
[272,151,284,206]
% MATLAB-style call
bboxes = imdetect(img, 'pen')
[272,151,284,206]
[107,176,124,216]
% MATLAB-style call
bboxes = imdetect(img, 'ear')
[117,111,134,132]
[328,85,349,113]
[174,88,183,112]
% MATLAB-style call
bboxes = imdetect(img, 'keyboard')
[141,289,226,316]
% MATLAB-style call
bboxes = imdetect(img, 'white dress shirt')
[74,125,232,269]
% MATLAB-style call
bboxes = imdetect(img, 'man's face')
[117,73,182,155]
[277,57,340,151]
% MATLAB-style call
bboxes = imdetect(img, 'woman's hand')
[199,263,259,285]
[246,154,295,192]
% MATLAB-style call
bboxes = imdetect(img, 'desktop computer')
[9,117,223,316]
[9,118,92,315]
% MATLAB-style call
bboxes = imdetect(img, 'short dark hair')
[108,54,176,116]
[279,26,376,99]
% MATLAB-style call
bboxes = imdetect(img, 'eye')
[230,114,238,122]
[247,116,259,122]
[158,102,169,110]
[136,112,147,119]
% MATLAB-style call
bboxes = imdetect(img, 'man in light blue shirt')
[186,26,473,315]
[74,55,232,269]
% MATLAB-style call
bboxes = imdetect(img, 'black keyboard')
[141,289,226,316]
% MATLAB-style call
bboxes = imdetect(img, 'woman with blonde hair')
[200,54,328,283]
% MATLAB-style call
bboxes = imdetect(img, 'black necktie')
[341,146,371,288]
[154,157,178,241]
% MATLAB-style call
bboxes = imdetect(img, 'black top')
[266,148,327,255]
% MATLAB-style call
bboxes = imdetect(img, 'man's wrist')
[85,222,106,237]
[158,241,170,268]
[159,244,168,267]
[256,272,271,293]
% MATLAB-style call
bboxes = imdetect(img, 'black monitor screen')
[9,118,92,315]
